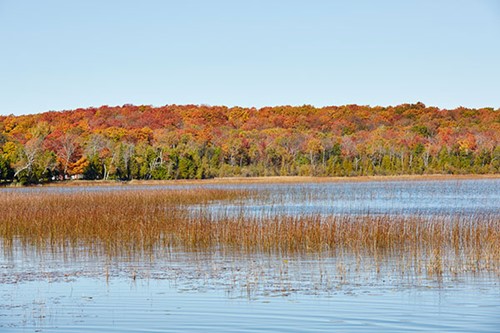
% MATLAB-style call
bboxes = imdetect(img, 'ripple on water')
[1,179,500,332]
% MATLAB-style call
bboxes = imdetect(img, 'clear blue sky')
[1,0,499,116]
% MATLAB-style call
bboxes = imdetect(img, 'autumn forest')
[0,103,499,184]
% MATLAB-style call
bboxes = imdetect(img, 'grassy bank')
[6,173,500,188]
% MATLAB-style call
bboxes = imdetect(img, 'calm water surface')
[202,178,500,217]
[1,178,499,332]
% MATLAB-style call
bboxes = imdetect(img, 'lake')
[1,177,499,332]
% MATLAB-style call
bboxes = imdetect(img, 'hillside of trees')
[0,103,499,184]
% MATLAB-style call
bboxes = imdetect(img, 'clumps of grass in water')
[0,188,247,256]
[1,187,499,279]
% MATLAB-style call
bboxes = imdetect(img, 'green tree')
[0,154,14,182]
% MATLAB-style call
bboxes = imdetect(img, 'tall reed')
[1,187,499,276]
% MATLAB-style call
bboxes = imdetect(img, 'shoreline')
[3,173,498,188]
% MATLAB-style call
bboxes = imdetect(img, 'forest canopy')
[0,103,499,184]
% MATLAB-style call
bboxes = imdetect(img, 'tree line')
[0,102,499,184]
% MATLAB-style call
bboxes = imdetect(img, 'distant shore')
[2,173,497,188]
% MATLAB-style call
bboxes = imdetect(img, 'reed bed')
[1,187,499,277]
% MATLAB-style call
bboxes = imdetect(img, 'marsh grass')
[1,186,499,278]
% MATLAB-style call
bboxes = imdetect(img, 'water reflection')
[1,244,499,332]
